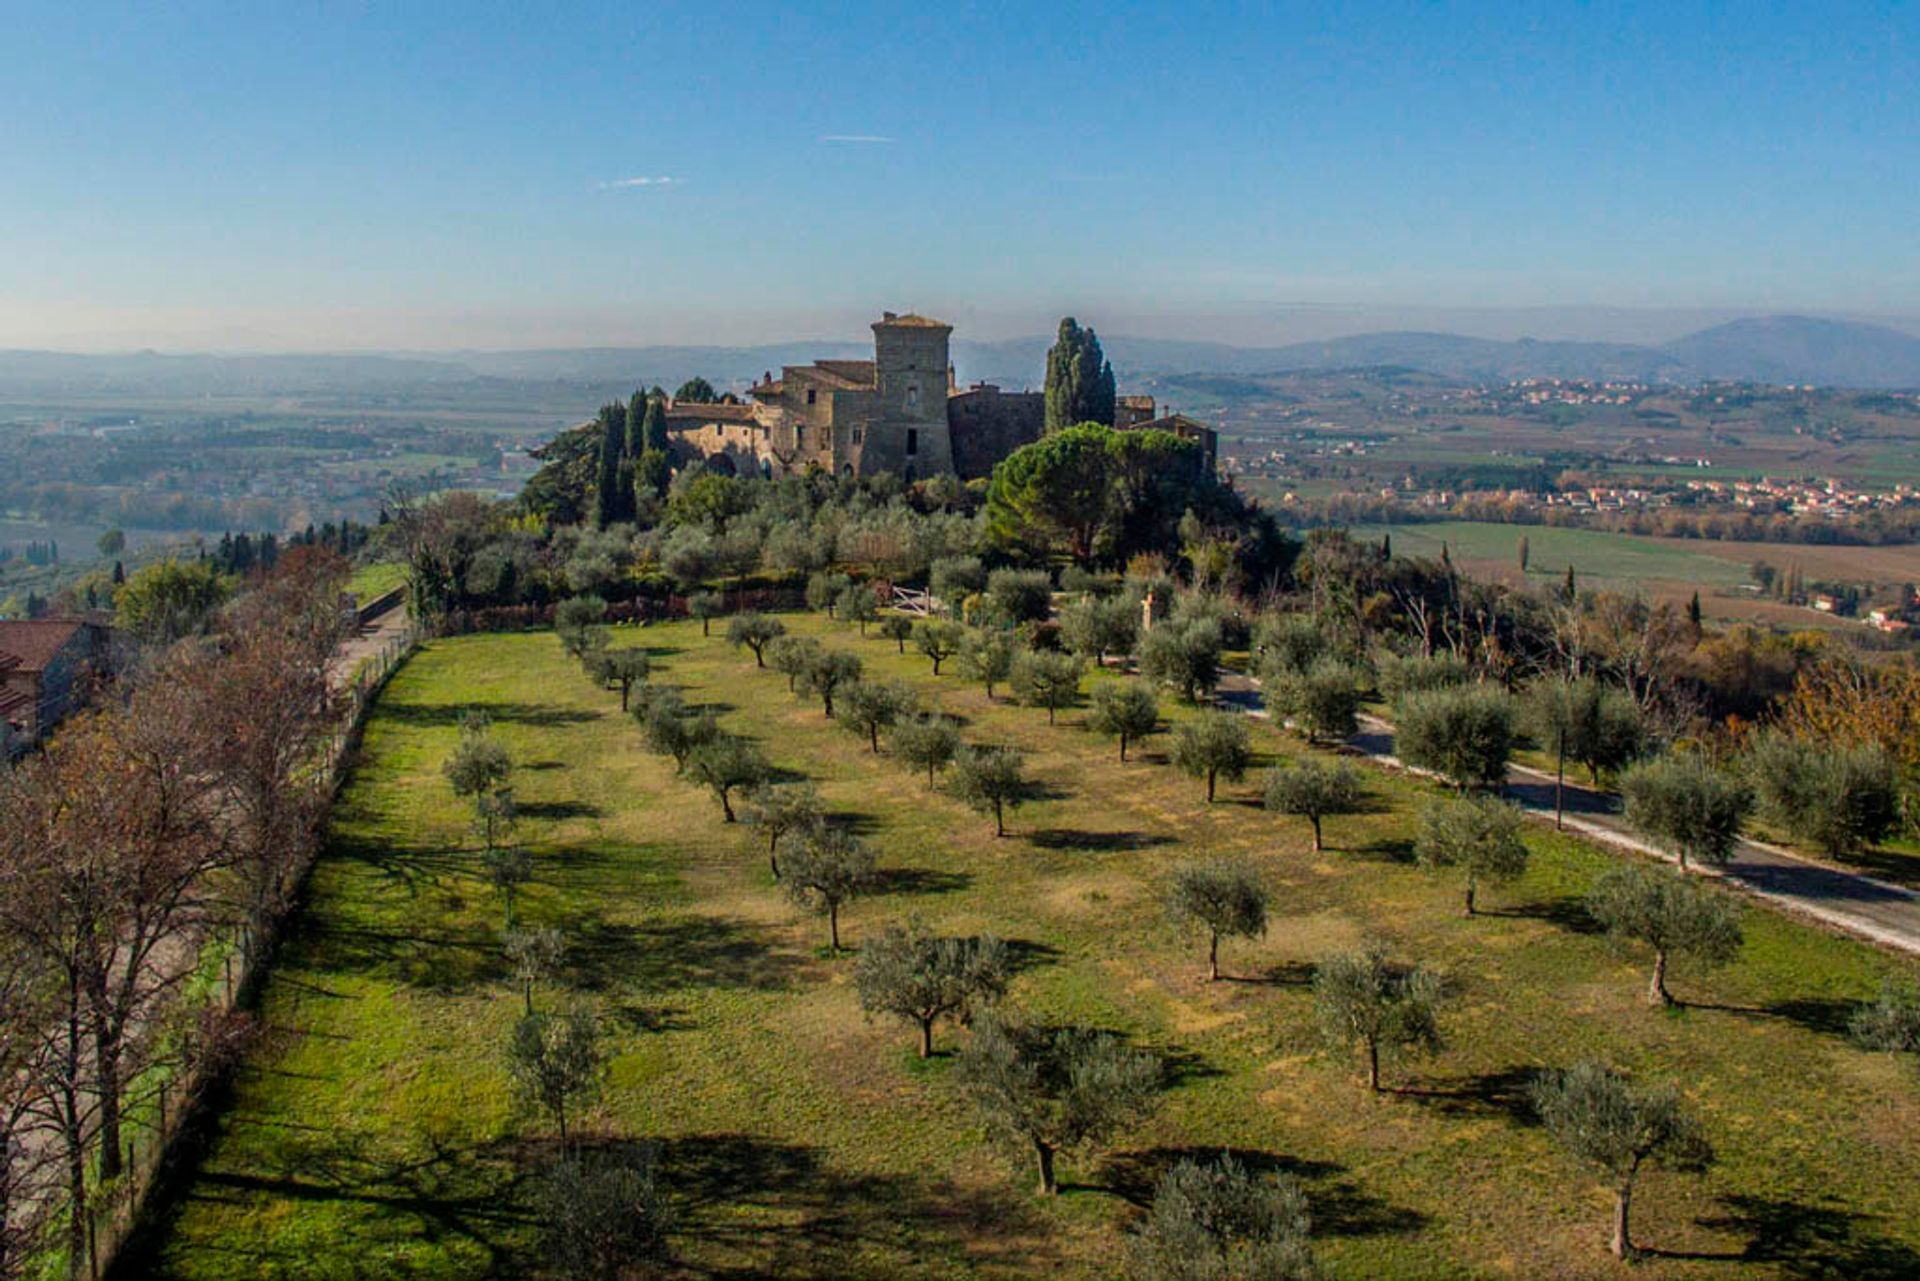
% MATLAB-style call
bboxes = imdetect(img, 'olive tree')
[891,714,962,787]
[641,697,719,774]
[1166,859,1269,982]
[1620,754,1749,870]
[506,1006,605,1143]
[782,827,877,950]
[1393,684,1515,791]
[504,926,567,1016]
[1524,677,1645,826]
[1171,711,1253,803]
[806,570,852,615]
[1413,796,1530,916]
[958,1016,1161,1196]
[799,648,863,718]
[1531,1062,1713,1260]
[1745,734,1900,858]
[1060,595,1138,668]
[950,745,1031,837]
[879,614,915,653]
[1140,619,1223,703]
[1850,981,1920,1069]
[484,845,533,928]
[1088,682,1159,761]
[985,568,1054,625]
[961,630,1016,700]
[686,733,770,822]
[1268,658,1364,746]
[929,554,986,610]
[1125,1155,1314,1281]
[913,619,967,675]
[854,919,1009,1057]
[1314,946,1445,1092]
[1586,864,1743,1005]
[589,648,651,713]
[1254,613,1327,680]
[1011,650,1084,724]
[687,590,725,636]
[766,634,822,692]
[739,780,823,879]
[1264,758,1366,852]
[554,594,609,659]
[726,613,786,667]
[840,679,917,752]
[837,584,879,635]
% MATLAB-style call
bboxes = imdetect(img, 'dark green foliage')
[929,555,987,607]
[840,679,917,752]
[837,584,880,634]
[739,781,823,879]
[853,918,1009,1056]
[588,648,650,712]
[950,745,1031,836]
[592,401,633,528]
[984,425,1117,563]
[1531,1062,1713,1259]
[1268,658,1364,745]
[1393,684,1516,791]
[506,1007,605,1142]
[1745,734,1900,857]
[1010,651,1084,724]
[1087,682,1159,761]
[1043,317,1117,433]
[1620,754,1750,869]
[1170,712,1252,803]
[726,613,786,667]
[535,1147,673,1279]
[1414,796,1530,915]
[1314,946,1446,1092]
[640,394,670,452]
[958,1016,1160,1196]
[1139,619,1223,704]
[1124,1155,1315,1281]
[891,714,962,786]
[1166,859,1269,981]
[985,568,1056,625]
[114,558,232,645]
[1059,594,1139,666]
[554,595,610,660]
[782,827,877,950]
[674,376,718,403]
[913,619,967,675]
[1586,864,1744,1005]
[1264,758,1366,852]
[879,614,915,652]
[686,733,771,821]
[799,648,863,717]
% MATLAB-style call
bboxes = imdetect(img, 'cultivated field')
[135,617,1920,1278]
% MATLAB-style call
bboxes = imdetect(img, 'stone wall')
[947,386,1044,480]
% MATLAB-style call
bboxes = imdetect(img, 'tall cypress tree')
[626,388,648,460]
[1043,317,1117,432]
[642,394,670,452]
[594,401,631,527]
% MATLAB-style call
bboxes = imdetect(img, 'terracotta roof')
[0,688,29,716]
[664,401,759,423]
[873,312,950,330]
[0,619,91,672]
[784,362,874,391]
[813,359,878,386]
[1133,414,1212,434]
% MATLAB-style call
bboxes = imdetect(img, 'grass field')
[135,616,1920,1278]
[345,561,408,603]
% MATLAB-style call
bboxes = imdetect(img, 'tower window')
[906,428,919,456]
[795,425,806,450]
[806,388,817,405]
[905,382,919,413]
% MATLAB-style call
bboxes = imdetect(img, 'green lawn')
[346,561,407,603]
[1350,521,1751,591]
[136,617,1920,1278]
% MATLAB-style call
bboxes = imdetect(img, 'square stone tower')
[862,312,955,479]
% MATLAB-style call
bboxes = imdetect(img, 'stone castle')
[664,312,1215,481]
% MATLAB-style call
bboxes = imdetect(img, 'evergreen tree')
[1043,317,1117,432]
[593,402,632,527]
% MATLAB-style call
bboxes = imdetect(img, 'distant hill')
[3,314,1917,398]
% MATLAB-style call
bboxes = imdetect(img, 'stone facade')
[661,311,1213,483]
[0,617,117,751]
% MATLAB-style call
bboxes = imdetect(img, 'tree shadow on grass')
[1676,1194,1920,1276]
[1001,938,1063,975]
[381,700,604,729]
[871,867,974,897]
[517,799,603,822]
[1477,895,1603,935]
[1099,1145,1430,1238]
[642,1133,1059,1278]
[1221,959,1316,987]
[1028,829,1174,853]
[1671,995,1859,1038]
[1354,836,1416,864]
[1387,1064,1542,1125]
[560,912,801,995]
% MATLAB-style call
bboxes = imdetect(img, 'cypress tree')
[1043,317,1117,431]
[642,395,670,452]
[594,402,631,527]
[626,388,648,459]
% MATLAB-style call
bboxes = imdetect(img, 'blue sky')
[0,1,1913,349]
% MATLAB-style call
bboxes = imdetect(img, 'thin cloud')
[598,176,685,190]
[819,134,894,144]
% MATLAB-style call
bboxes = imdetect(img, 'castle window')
[853,429,863,445]
[906,428,919,456]
[905,382,919,413]
[806,388,817,405]
[795,425,806,450]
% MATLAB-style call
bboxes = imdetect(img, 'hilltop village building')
[663,312,1217,481]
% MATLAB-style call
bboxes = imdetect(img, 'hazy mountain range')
[2,315,1918,398]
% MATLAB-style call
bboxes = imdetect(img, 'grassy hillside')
[136,616,1920,1278]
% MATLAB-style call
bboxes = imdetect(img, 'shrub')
[1393,684,1515,791]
